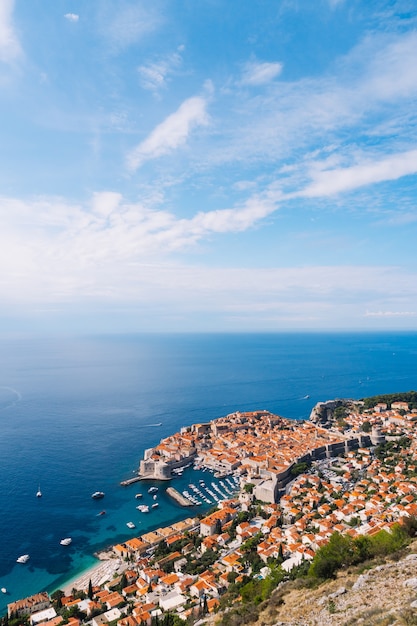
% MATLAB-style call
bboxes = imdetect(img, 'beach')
[61,551,126,595]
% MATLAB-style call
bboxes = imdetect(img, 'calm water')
[0,332,417,612]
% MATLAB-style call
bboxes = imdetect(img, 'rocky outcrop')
[256,544,417,626]
[309,400,345,425]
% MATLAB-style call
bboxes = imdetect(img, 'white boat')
[148,487,158,494]
[135,493,143,499]
[151,502,159,508]
[60,538,72,546]
[36,484,42,498]
[16,554,30,564]
[153,494,157,500]
[1,588,6,594]
[91,491,105,499]
[126,522,136,529]
[136,504,149,513]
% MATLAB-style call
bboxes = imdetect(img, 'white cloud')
[298,149,417,198]
[2,192,417,331]
[209,31,417,173]
[240,60,283,86]
[0,0,22,63]
[127,96,209,171]
[138,48,183,92]
[64,13,79,23]
[365,310,416,317]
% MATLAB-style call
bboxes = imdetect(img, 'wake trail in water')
[0,386,22,412]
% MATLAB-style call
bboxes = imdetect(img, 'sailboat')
[36,484,42,498]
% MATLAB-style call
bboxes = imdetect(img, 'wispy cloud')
[365,310,416,317]
[138,47,184,92]
[0,0,22,63]
[126,95,209,171]
[98,2,162,51]
[2,190,417,331]
[210,30,417,172]
[298,149,417,198]
[240,60,283,86]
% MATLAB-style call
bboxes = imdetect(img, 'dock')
[166,487,193,507]
[120,476,142,486]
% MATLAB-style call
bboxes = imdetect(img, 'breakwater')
[166,487,193,506]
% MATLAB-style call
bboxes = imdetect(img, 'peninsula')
[137,408,382,503]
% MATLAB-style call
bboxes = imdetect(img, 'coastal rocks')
[309,400,345,425]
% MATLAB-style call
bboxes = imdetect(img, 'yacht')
[60,538,72,546]
[136,504,149,513]
[126,522,136,529]
[135,493,143,499]
[1,588,6,594]
[148,487,158,494]
[91,491,105,499]
[16,554,30,564]
[151,502,159,509]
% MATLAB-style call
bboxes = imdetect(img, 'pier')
[120,476,142,486]
[166,487,193,507]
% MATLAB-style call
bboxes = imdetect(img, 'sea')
[1,331,417,613]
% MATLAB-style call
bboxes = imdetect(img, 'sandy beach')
[61,552,126,595]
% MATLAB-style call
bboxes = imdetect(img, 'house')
[158,591,187,612]
[30,608,58,625]
[92,615,108,626]
[8,592,51,619]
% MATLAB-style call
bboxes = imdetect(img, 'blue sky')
[2,0,417,333]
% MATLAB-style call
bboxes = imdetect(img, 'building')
[8,592,51,619]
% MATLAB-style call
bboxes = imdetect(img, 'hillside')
[213,541,417,626]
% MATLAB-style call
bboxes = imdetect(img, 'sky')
[1,0,417,334]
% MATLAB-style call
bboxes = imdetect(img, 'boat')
[148,487,158,494]
[60,537,72,546]
[1,588,6,594]
[97,510,106,516]
[16,554,30,564]
[91,491,105,499]
[151,502,159,509]
[126,521,136,529]
[136,504,149,513]
[153,494,157,500]
[135,493,143,499]
[36,484,42,498]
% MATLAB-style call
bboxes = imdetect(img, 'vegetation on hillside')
[361,391,417,410]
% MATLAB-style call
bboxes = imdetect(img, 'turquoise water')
[1,332,417,613]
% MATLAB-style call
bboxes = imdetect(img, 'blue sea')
[1,332,417,613]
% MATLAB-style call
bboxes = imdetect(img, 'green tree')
[309,532,354,579]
